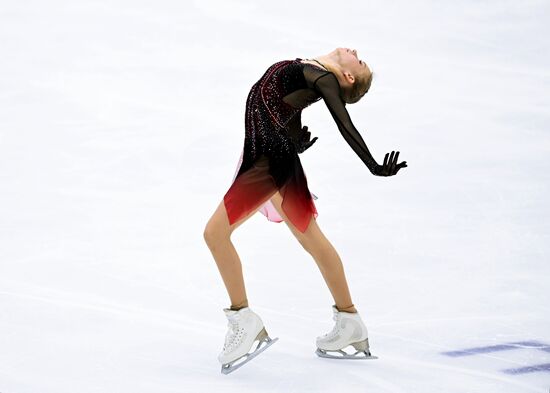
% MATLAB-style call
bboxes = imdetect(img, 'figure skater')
[203,47,407,374]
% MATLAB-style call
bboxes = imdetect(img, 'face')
[333,47,371,83]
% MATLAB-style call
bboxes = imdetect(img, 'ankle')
[335,304,357,313]
[230,299,249,311]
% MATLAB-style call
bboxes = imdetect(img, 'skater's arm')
[285,111,318,153]
[285,111,303,142]
[313,72,379,173]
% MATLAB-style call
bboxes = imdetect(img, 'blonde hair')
[345,70,373,104]
[322,63,373,104]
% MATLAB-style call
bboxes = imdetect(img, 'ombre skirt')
[223,148,318,233]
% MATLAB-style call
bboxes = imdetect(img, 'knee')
[203,220,230,250]
[302,243,318,257]
[297,232,330,259]
[203,219,235,248]
[295,234,314,254]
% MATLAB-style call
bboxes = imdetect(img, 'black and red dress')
[223,58,379,233]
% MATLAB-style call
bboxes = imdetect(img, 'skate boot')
[315,305,377,359]
[218,306,279,374]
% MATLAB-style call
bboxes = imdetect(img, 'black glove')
[296,126,318,154]
[371,151,407,176]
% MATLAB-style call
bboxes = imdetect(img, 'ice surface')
[0,0,549,392]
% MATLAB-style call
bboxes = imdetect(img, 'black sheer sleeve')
[285,110,302,143]
[313,72,379,173]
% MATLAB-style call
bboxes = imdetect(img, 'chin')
[332,47,343,58]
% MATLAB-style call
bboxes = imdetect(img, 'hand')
[296,125,318,154]
[372,151,407,176]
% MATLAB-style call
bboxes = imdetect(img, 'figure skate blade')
[221,335,279,374]
[315,347,378,360]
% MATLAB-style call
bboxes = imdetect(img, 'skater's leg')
[204,188,278,310]
[269,191,358,313]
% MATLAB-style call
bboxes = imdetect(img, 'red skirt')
[223,149,318,233]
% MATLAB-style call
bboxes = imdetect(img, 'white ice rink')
[1,0,549,392]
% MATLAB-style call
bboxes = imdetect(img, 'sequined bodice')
[252,58,324,130]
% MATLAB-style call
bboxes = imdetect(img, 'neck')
[313,54,340,73]
[313,55,347,89]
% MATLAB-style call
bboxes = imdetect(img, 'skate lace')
[223,316,245,352]
[323,313,341,339]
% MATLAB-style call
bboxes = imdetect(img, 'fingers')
[394,161,407,174]
[383,151,396,176]
[390,151,399,173]
[300,126,311,142]
[299,136,318,153]
[381,150,407,176]
[306,137,318,149]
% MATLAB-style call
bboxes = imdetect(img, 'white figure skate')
[315,305,377,360]
[218,306,279,374]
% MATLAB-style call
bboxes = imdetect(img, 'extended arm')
[313,72,379,172]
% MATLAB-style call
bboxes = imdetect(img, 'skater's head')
[321,47,373,104]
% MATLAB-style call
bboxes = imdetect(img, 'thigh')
[207,156,278,236]
[269,191,326,247]
[207,194,274,237]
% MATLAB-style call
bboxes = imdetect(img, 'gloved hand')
[296,126,318,154]
[371,151,408,176]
